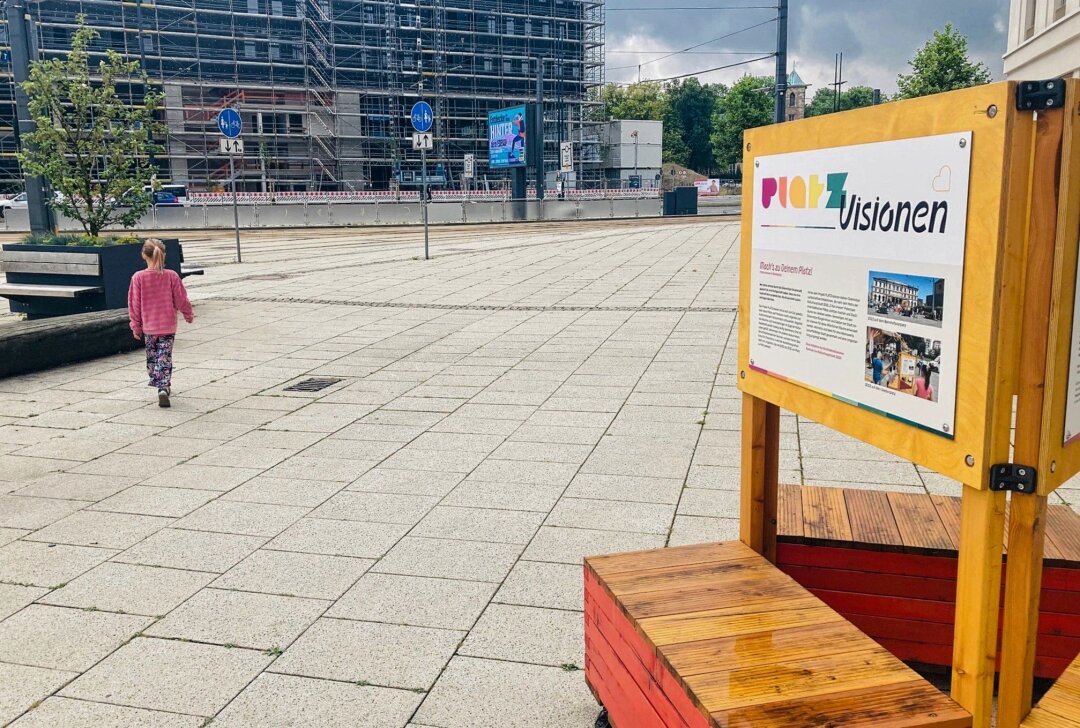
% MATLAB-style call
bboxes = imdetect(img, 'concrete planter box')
[1,238,181,319]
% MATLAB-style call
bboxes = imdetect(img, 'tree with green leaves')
[805,85,883,117]
[667,79,722,173]
[896,23,992,100]
[18,16,163,239]
[712,75,772,168]
[599,82,669,122]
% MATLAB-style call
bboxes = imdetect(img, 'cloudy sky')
[604,0,1011,94]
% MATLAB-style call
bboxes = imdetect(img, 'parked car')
[0,192,28,216]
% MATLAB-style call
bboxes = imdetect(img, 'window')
[247,0,260,13]
[522,59,530,74]
[244,41,256,59]
[1054,0,1067,20]
[506,17,514,34]
[1024,0,1037,39]
[503,59,511,73]
[542,21,550,37]
[270,42,280,60]
[525,19,532,35]
[271,0,283,16]
[789,92,796,107]
[484,58,493,72]
[488,16,496,34]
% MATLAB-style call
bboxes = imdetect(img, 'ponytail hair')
[142,238,166,271]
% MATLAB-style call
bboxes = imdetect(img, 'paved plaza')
[0,220,1076,727]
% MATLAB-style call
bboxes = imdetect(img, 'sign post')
[216,108,243,263]
[411,101,433,261]
[463,153,474,199]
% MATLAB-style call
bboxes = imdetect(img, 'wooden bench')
[1022,652,1080,727]
[0,309,142,378]
[776,484,1080,679]
[0,250,104,300]
[584,540,971,728]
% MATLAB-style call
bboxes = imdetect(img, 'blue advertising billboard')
[488,105,528,169]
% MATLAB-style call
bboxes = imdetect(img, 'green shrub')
[16,232,141,247]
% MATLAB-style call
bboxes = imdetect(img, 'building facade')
[870,277,919,309]
[785,69,808,121]
[1004,0,1080,78]
[601,119,661,188]
[1,0,605,192]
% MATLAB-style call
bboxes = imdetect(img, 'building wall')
[786,86,807,121]
[1,0,606,192]
[870,278,919,307]
[1005,0,1080,78]
[601,120,662,186]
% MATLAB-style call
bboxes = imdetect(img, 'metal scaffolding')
[0,0,605,192]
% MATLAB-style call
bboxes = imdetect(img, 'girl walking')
[127,239,195,407]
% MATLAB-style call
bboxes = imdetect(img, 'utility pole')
[832,52,846,113]
[7,0,53,233]
[535,56,545,201]
[773,0,788,124]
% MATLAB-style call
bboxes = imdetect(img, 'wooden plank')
[586,541,751,580]
[801,485,853,542]
[890,492,955,551]
[999,99,1067,728]
[596,558,762,599]
[616,567,807,619]
[845,489,903,546]
[0,283,103,298]
[1023,659,1080,727]
[777,483,803,539]
[639,597,845,646]
[951,487,1008,728]
[711,680,972,728]
[1044,506,1080,562]
[685,647,924,712]
[932,495,964,550]
[740,394,780,562]
[0,250,99,265]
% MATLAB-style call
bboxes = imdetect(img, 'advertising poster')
[749,132,972,437]
[488,105,527,169]
[694,179,722,196]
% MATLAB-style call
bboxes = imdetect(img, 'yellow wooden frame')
[1034,80,1080,495]
[738,82,1034,489]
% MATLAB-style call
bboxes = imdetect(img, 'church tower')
[786,69,809,121]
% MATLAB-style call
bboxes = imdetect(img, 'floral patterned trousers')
[144,334,175,390]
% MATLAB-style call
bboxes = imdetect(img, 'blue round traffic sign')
[411,101,433,133]
[217,108,242,138]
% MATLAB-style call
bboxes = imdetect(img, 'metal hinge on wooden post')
[989,463,1038,493]
[1016,79,1066,111]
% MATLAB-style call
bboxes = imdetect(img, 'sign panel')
[217,108,242,138]
[411,101,433,133]
[463,153,475,178]
[694,179,722,196]
[219,137,244,155]
[488,105,528,169]
[412,133,433,151]
[560,141,573,173]
[749,132,972,437]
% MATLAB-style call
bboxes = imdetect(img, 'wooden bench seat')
[584,540,971,728]
[1023,652,1080,727]
[775,484,1080,679]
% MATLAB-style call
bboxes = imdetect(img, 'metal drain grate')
[283,377,343,392]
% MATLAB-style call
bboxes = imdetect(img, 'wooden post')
[740,393,780,562]
[998,105,1065,728]
[951,486,1007,728]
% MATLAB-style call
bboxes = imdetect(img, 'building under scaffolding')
[0,0,605,192]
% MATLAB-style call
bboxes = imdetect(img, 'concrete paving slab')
[113,528,265,573]
[0,540,115,587]
[173,500,309,537]
[0,604,151,671]
[212,673,423,728]
[267,517,409,559]
[372,536,523,583]
[414,656,598,728]
[459,604,582,668]
[8,697,203,728]
[145,588,327,650]
[59,637,273,717]
[328,573,496,630]
[26,510,172,550]
[272,617,462,690]
[212,549,373,600]
[39,562,215,616]
[0,663,78,726]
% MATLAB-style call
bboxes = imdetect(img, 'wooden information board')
[739,82,1034,489]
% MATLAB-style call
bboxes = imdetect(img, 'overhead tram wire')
[606,16,779,72]
[608,53,777,86]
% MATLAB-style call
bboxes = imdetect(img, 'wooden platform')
[1023,652,1080,727]
[776,485,1080,678]
[584,540,971,728]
